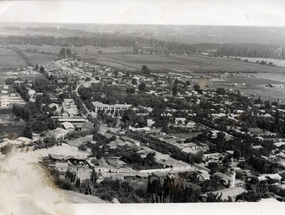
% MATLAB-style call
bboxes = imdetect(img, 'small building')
[186,121,196,128]
[147,119,155,127]
[55,162,69,174]
[202,186,247,201]
[258,174,282,182]
[49,127,69,140]
[61,122,75,131]
[174,117,187,125]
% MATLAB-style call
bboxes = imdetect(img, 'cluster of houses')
[2,56,285,203]
[0,85,25,108]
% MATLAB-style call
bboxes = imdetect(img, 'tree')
[96,148,104,159]
[172,84,178,96]
[208,162,219,174]
[22,123,33,139]
[88,169,98,195]
[66,48,72,56]
[216,88,226,95]
[59,47,66,56]
[132,78,137,85]
[34,64,39,71]
[194,84,202,93]
[39,66,45,73]
[126,87,135,94]
[142,65,148,73]
[76,178,81,188]
[138,82,146,92]
[78,144,87,151]
[114,70,118,78]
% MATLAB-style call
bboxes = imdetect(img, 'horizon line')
[1,21,285,28]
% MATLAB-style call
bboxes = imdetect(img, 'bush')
[78,144,87,151]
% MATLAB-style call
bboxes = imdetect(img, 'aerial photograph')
[0,0,285,214]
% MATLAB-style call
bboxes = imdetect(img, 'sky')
[0,0,285,26]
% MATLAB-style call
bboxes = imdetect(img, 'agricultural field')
[0,47,27,70]
[10,44,132,56]
[209,77,285,101]
[228,56,285,68]
[82,53,285,73]
[23,51,58,65]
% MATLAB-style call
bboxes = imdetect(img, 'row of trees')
[216,44,285,59]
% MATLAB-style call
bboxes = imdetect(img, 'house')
[202,186,247,201]
[61,122,75,131]
[274,142,285,148]
[107,157,127,168]
[55,162,69,174]
[175,118,187,125]
[197,170,211,181]
[61,142,78,150]
[203,153,222,162]
[186,121,196,128]
[147,119,155,127]
[16,137,33,145]
[258,174,282,182]
[28,88,36,101]
[49,127,69,140]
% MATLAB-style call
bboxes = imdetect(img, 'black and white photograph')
[0,0,285,214]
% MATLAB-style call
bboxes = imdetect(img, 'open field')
[10,44,132,56]
[209,77,285,101]
[0,47,27,70]
[228,56,285,68]
[23,51,58,65]
[6,45,285,74]
[81,53,285,73]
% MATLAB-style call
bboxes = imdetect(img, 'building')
[0,93,25,108]
[174,118,187,125]
[61,122,75,131]
[51,116,87,128]
[49,127,70,140]
[92,101,131,113]
[202,186,247,201]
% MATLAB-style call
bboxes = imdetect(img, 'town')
[1,52,285,203]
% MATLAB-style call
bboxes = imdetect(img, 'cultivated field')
[0,47,27,70]
[10,44,132,56]
[8,45,285,74]
[81,53,285,73]
[23,51,58,65]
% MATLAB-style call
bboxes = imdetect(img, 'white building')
[92,101,131,113]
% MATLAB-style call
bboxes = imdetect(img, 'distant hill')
[0,23,285,45]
